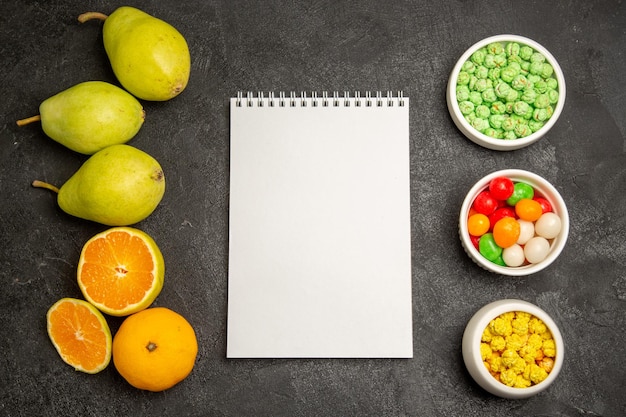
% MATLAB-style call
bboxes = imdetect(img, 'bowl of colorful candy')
[459,169,569,276]
[462,299,564,399]
[447,34,566,151]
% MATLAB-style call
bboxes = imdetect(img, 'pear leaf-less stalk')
[32,180,60,194]
[78,12,109,23]
[16,115,41,127]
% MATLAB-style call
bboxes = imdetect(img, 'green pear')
[17,81,145,155]
[33,144,165,226]
[79,7,191,101]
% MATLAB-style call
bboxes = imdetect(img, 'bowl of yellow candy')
[447,34,566,151]
[462,299,564,399]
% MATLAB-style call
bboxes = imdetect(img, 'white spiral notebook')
[227,91,412,358]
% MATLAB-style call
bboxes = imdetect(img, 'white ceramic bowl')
[462,299,564,399]
[459,169,569,276]
[447,34,566,151]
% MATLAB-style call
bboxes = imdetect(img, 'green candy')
[488,67,502,82]
[511,74,529,90]
[457,71,471,85]
[475,66,489,79]
[513,101,530,116]
[457,85,470,101]
[506,182,534,205]
[529,61,544,75]
[514,123,531,137]
[490,101,506,115]
[483,127,503,139]
[471,48,487,65]
[505,42,520,56]
[489,114,506,129]
[519,46,534,60]
[533,108,548,122]
[534,93,550,109]
[534,79,548,94]
[500,66,518,83]
[530,52,546,63]
[492,254,507,266]
[481,88,497,103]
[479,233,503,262]
[494,81,511,98]
[462,61,476,73]
[493,53,507,67]
[475,78,492,92]
[529,119,545,132]
[471,117,489,131]
[547,89,559,104]
[521,88,537,104]
[484,54,497,68]
[459,100,474,115]
[502,116,516,131]
[476,105,490,119]
[503,130,517,140]
[469,91,483,106]
[506,89,519,102]
[487,42,505,55]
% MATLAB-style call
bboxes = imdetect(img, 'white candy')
[524,236,551,264]
[503,244,525,267]
[535,212,562,239]
[517,219,535,245]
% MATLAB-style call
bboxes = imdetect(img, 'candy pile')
[456,41,559,139]
[481,311,556,388]
[467,176,562,267]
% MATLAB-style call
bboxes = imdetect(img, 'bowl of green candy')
[447,34,566,151]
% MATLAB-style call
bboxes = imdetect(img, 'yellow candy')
[480,343,493,361]
[490,317,513,337]
[505,333,526,351]
[481,326,494,343]
[490,335,506,352]
[530,363,549,384]
[542,339,556,357]
[500,369,518,387]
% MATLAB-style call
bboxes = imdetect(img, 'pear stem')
[32,180,60,194]
[16,115,41,127]
[78,11,109,23]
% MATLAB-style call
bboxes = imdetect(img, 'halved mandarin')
[77,227,164,316]
[47,297,112,373]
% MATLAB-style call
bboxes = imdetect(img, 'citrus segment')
[113,307,198,392]
[77,227,164,316]
[46,297,112,374]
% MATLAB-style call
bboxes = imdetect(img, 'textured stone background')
[1,0,625,416]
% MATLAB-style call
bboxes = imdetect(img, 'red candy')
[489,177,514,200]
[488,207,516,231]
[473,191,498,215]
[533,197,553,213]
[470,234,480,250]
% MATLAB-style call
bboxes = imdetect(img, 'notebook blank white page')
[227,93,412,358]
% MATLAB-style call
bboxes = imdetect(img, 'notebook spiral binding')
[235,91,405,108]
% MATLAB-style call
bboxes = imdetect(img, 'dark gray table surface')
[1,1,625,416]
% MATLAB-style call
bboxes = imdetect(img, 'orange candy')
[515,199,543,222]
[468,213,490,236]
[493,217,520,248]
